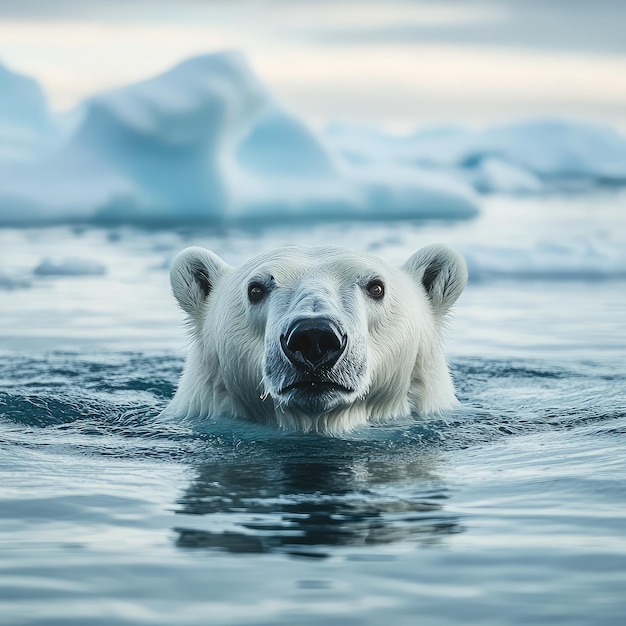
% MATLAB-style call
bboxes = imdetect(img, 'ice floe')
[0,53,625,226]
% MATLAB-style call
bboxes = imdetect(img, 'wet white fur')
[161,245,467,434]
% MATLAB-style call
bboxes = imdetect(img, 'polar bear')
[162,245,467,434]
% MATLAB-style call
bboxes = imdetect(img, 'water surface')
[1,196,625,625]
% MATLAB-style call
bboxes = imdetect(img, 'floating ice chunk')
[34,258,107,276]
[0,271,31,289]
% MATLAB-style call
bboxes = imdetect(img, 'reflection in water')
[173,441,462,557]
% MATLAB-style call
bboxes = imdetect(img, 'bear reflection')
[173,442,462,557]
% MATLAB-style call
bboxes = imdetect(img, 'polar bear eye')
[248,282,267,303]
[248,283,266,302]
[366,279,385,299]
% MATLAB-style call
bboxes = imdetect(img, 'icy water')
[1,195,626,625]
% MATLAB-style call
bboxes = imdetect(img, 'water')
[1,195,626,625]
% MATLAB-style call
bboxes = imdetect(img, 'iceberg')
[462,239,626,281]
[1,51,626,227]
[0,53,478,225]
[33,258,107,277]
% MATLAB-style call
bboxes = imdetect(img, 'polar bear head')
[164,245,467,434]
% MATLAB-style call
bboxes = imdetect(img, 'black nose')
[280,318,347,370]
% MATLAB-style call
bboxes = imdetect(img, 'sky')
[1,0,626,131]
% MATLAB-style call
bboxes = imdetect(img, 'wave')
[1,353,623,456]
[2,352,623,556]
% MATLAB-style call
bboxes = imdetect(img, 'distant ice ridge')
[325,120,626,193]
[462,239,626,281]
[0,53,625,226]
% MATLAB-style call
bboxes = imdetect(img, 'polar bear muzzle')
[274,316,354,414]
[280,317,347,371]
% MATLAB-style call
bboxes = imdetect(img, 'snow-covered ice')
[325,120,626,193]
[0,53,478,225]
[0,52,625,226]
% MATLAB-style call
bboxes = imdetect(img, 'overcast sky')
[1,0,625,129]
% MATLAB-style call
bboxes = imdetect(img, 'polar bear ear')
[170,247,232,319]
[402,244,467,317]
